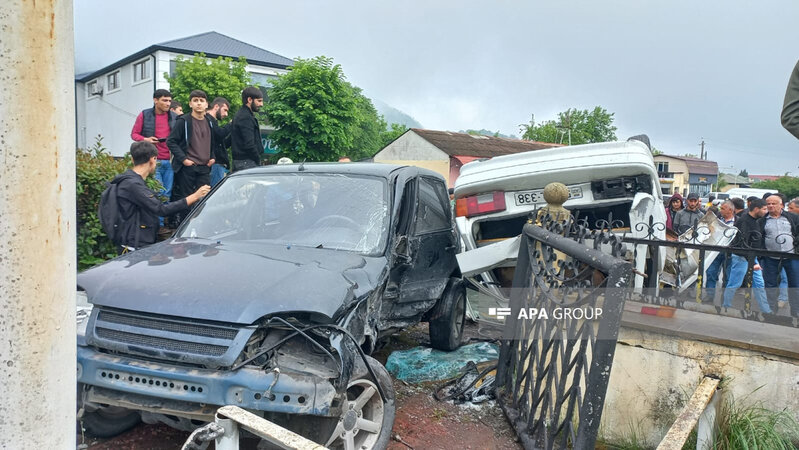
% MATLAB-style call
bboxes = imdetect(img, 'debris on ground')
[433,360,497,404]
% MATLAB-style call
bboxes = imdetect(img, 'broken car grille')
[97,310,239,340]
[95,328,228,356]
[88,308,254,368]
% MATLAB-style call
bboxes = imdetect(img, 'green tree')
[716,177,728,191]
[753,176,799,199]
[519,107,617,145]
[164,53,251,115]
[739,169,749,178]
[345,86,387,160]
[265,56,365,162]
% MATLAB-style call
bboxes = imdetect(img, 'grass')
[711,398,799,449]
[599,419,651,450]
[598,387,799,450]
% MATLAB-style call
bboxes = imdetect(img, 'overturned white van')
[454,136,666,295]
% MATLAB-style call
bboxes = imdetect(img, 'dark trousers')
[170,165,210,225]
[761,257,799,317]
[233,159,258,173]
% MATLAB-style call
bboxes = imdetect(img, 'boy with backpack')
[100,141,210,252]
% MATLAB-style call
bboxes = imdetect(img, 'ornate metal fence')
[495,219,632,449]
[624,214,799,326]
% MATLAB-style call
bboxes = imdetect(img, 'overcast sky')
[74,0,799,174]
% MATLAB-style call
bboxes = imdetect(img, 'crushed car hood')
[77,239,387,324]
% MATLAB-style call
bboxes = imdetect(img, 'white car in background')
[454,136,666,300]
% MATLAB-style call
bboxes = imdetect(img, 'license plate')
[514,187,582,206]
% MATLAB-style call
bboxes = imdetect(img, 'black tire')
[81,406,141,438]
[323,355,396,450]
[429,278,466,351]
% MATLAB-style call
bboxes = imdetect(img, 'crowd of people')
[665,190,799,317]
[109,86,266,251]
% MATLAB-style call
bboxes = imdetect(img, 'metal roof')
[409,128,561,158]
[76,31,293,82]
[156,32,294,67]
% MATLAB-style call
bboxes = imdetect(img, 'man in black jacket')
[231,86,263,172]
[167,90,218,224]
[722,198,771,313]
[111,141,209,251]
[207,97,231,186]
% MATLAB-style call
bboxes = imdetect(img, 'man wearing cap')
[673,193,706,235]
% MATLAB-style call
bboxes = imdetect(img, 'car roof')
[228,162,444,180]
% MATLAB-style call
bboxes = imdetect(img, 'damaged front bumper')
[77,346,338,421]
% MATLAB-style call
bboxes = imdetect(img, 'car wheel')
[324,356,396,450]
[80,406,141,438]
[429,278,466,351]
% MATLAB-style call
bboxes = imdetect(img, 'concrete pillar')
[0,1,76,448]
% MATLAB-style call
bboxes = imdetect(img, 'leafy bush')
[76,137,127,270]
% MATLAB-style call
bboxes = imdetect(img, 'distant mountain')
[459,129,518,139]
[372,99,423,129]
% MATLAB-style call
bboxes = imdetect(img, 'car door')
[396,176,458,306]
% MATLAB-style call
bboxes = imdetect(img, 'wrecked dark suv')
[76,163,465,448]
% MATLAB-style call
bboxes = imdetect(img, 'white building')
[75,31,293,156]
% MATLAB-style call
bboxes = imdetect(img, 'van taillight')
[455,191,506,217]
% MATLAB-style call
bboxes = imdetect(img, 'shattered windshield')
[177,173,389,255]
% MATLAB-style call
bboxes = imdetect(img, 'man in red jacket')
[131,89,177,207]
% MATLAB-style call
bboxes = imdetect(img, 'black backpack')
[98,180,140,247]
[98,181,124,245]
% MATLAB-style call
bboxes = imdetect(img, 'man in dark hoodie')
[167,89,220,224]
[112,141,209,251]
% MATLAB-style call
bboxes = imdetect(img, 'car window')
[414,177,451,235]
[178,173,389,255]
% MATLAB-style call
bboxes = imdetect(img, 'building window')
[133,59,150,83]
[656,162,669,173]
[250,72,279,88]
[250,72,279,99]
[107,71,120,92]
[689,184,711,196]
[87,80,100,97]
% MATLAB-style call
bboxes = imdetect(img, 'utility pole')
[699,139,706,160]
[0,1,76,448]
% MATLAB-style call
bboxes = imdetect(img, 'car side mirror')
[393,235,412,264]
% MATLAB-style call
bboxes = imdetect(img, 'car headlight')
[76,290,92,343]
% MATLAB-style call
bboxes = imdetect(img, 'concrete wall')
[599,327,799,446]
[375,131,452,182]
[375,131,447,160]
[655,156,691,195]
